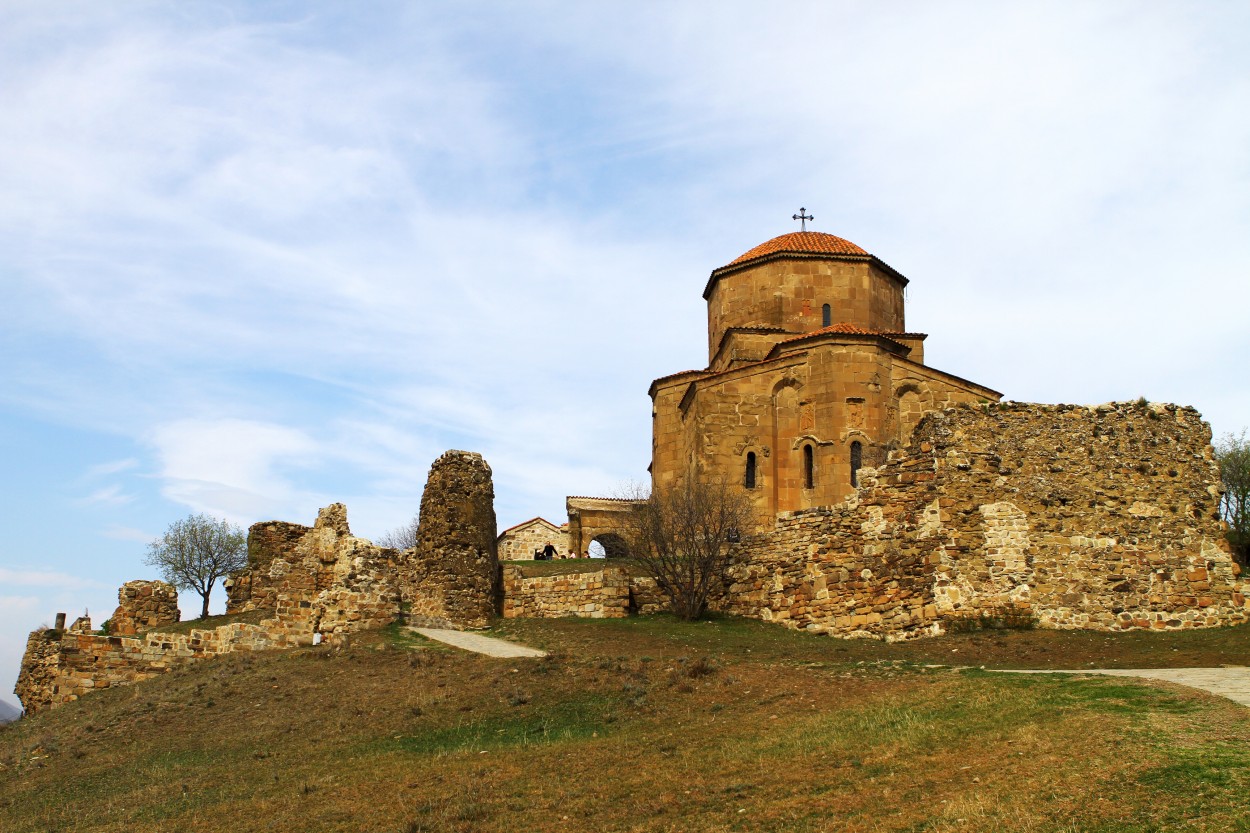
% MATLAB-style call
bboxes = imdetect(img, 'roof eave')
[702,251,908,300]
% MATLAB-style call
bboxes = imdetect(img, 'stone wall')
[501,565,631,618]
[403,451,499,629]
[226,504,402,641]
[720,401,1248,638]
[108,580,180,635]
[15,621,301,714]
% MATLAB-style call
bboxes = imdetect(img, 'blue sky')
[2,1,1248,709]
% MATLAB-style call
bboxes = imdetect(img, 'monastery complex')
[18,223,1249,714]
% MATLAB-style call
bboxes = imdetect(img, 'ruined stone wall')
[227,504,402,641]
[721,401,1248,638]
[15,621,301,714]
[108,580,180,635]
[500,565,631,618]
[404,451,499,629]
[225,521,312,614]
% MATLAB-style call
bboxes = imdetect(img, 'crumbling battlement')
[722,401,1247,638]
[108,580,180,636]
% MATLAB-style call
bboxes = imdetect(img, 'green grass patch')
[361,693,616,756]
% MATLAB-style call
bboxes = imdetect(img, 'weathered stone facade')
[650,231,1001,523]
[497,517,569,560]
[108,580,180,635]
[719,401,1248,638]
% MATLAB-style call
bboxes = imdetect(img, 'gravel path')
[407,627,547,658]
[1002,667,1250,707]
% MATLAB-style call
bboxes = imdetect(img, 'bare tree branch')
[376,514,420,551]
[623,477,752,620]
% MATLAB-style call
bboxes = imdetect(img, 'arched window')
[821,304,831,327]
[744,451,757,489]
[850,441,863,487]
[803,445,814,489]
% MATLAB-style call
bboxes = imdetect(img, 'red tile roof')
[496,516,561,537]
[778,323,928,343]
[705,231,907,299]
[726,231,869,267]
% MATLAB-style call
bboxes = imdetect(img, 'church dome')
[724,231,869,269]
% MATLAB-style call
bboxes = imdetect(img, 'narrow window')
[850,441,863,487]
[821,303,831,327]
[803,445,814,489]
[745,451,757,489]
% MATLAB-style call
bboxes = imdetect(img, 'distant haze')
[0,699,22,724]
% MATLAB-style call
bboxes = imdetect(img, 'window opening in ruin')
[745,451,757,489]
[588,540,606,558]
[851,440,863,487]
[804,444,814,489]
[822,303,831,327]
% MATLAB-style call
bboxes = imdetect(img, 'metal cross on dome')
[792,207,813,231]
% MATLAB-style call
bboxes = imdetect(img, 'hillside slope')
[3,617,1250,832]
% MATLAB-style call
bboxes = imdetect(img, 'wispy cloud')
[84,458,139,478]
[79,484,135,506]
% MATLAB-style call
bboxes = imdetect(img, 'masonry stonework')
[404,450,499,629]
[501,565,631,618]
[650,232,1001,524]
[719,402,1247,637]
[497,517,570,560]
[108,580,180,636]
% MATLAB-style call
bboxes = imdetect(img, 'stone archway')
[589,532,631,559]
[566,496,645,557]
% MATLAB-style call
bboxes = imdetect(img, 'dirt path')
[1003,667,1250,707]
[407,627,547,658]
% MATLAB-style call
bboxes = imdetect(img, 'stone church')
[649,229,1001,523]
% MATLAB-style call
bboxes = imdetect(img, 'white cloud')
[147,418,321,520]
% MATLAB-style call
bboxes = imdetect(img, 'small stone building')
[496,517,569,560]
[650,230,1000,523]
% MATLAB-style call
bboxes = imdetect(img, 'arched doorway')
[589,533,630,559]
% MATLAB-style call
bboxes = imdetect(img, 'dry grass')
[3,616,1249,832]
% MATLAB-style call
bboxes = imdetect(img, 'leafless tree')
[625,477,753,620]
[1216,431,1250,564]
[144,513,247,619]
[376,514,420,551]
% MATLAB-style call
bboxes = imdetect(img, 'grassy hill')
[3,616,1250,832]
